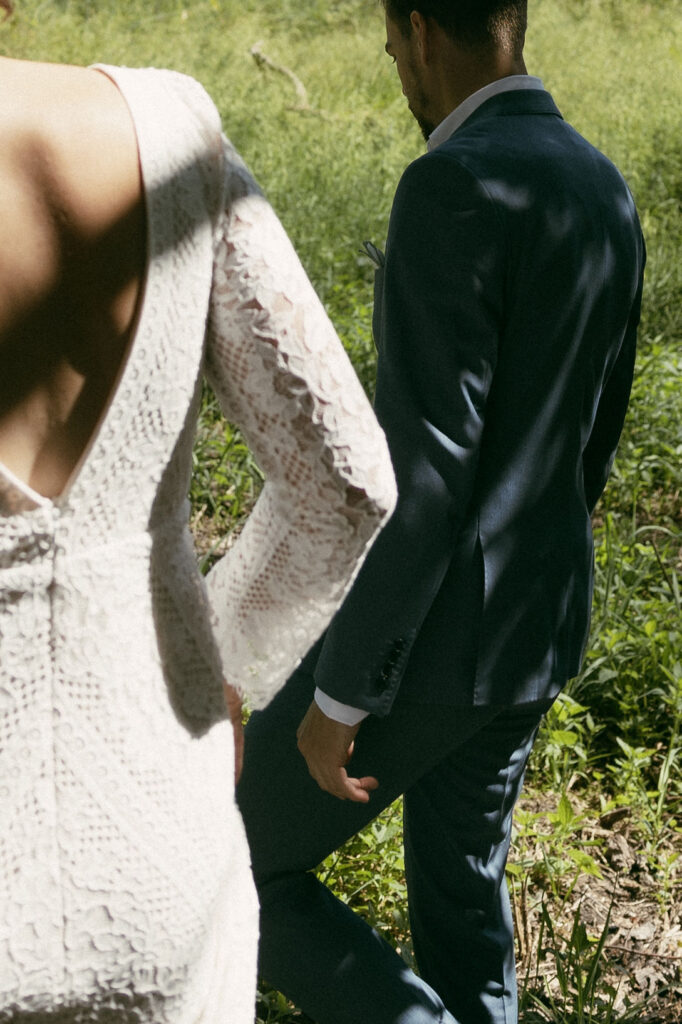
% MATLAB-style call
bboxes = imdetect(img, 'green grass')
[3,0,680,1019]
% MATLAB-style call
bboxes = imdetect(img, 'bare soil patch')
[513,793,681,1022]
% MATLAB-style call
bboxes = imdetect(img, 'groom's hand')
[296,701,378,803]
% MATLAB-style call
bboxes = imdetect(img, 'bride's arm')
[203,137,396,709]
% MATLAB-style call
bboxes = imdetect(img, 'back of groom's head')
[382,0,527,55]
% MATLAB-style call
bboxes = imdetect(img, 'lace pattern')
[0,66,395,1022]
[205,144,396,704]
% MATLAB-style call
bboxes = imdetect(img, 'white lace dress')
[0,66,396,1023]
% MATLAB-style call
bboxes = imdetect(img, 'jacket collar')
[428,83,563,151]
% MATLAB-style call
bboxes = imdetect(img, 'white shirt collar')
[427,75,545,152]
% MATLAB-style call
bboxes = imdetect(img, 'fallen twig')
[249,41,311,111]
[607,946,682,962]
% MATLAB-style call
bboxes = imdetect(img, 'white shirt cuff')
[314,688,370,726]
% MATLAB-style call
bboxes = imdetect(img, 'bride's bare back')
[0,57,146,497]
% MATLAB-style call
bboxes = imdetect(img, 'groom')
[237,2,645,1022]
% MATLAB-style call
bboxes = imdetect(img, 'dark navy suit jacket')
[311,88,645,713]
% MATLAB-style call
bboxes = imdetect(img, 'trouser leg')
[256,871,457,1024]
[237,663,504,1024]
[403,702,552,1024]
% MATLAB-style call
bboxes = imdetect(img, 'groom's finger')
[332,771,379,803]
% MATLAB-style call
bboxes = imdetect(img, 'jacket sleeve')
[203,136,396,709]
[582,244,644,514]
[313,152,505,715]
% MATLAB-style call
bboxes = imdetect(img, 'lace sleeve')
[203,137,396,708]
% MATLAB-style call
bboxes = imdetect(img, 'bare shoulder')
[0,57,144,328]
[0,58,142,248]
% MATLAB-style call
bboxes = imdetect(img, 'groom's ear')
[410,10,431,64]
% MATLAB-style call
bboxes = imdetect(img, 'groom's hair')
[382,0,527,55]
